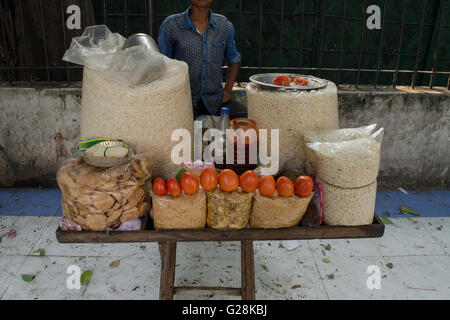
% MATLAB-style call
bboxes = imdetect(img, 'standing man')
[158,0,246,119]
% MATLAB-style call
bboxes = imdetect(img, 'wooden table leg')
[159,241,177,300]
[241,240,255,300]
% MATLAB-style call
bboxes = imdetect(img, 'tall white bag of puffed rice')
[306,128,384,226]
[63,26,194,178]
[246,81,339,173]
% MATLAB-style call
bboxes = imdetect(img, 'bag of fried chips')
[57,153,152,231]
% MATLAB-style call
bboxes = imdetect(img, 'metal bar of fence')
[374,0,386,87]
[145,0,149,35]
[393,0,407,88]
[83,0,88,29]
[39,0,51,81]
[429,0,446,89]
[278,0,284,71]
[336,0,347,86]
[19,0,31,82]
[238,45,450,60]
[356,0,367,88]
[258,0,263,73]
[311,0,320,76]
[148,0,155,39]
[236,66,450,75]
[411,0,426,89]
[156,9,440,26]
[298,0,305,73]
[124,0,128,37]
[0,0,12,83]
[4,65,449,75]
[60,0,71,83]
[103,0,107,25]
[318,0,326,78]
[238,0,242,53]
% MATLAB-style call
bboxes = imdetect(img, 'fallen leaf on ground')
[322,258,331,263]
[5,229,16,239]
[21,274,35,282]
[39,248,46,256]
[291,285,301,289]
[80,270,92,284]
[326,274,335,280]
[401,205,420,216]
[109,260,120,268]
[260,264,268,271]
[386,263,394,269]
[415,245,424,248]
[379,216,393,225]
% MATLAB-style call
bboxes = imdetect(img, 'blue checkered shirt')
[157,6,241,115]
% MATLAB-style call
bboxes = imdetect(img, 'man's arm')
[223,23,241,103]
[223,63,239,103]
[157,20,174,58]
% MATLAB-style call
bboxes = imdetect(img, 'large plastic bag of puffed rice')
[306,128,384,188]
[62,25,194,179]
[246,81,339,173]
[303,124,378,174]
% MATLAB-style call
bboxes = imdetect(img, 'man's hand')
[223,63,240,104]
[222,88,232,103]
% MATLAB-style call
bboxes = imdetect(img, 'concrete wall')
[0,82,448,189]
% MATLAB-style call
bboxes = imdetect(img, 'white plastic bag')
[306,128,384,188]
[304,124,378,174]
[62,25,169,86]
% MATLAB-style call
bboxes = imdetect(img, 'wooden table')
[56,215,385,300]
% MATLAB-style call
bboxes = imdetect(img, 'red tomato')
[153,178,167,196]
[200,167,218,191]
[295,176,314,197]
[167,177,182,197]
[218,169,239,192]
[276,176,294,197]
[239,170,259,193]
[273,74,291,86]
[293,76,309,86]
[180,172,199,195]
[258,175,276,197]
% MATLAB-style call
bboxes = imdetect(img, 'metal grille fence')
[0,0,449,88]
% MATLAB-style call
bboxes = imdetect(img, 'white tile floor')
[0,216,449,300]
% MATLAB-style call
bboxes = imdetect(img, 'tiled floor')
[0,216,449,300]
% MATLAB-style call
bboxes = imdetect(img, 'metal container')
[249,73,328,91]
[122,33,159,52]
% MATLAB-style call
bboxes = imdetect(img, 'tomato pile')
[272,74,309,87]
[153,168,314,198]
